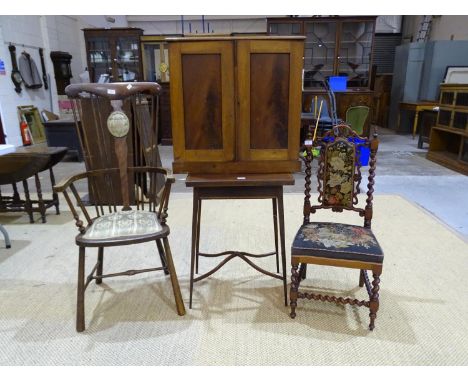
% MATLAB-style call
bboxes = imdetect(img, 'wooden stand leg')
[272,198,280,273]
[290,260,300,319]
[22,179,34,223]
[96,247,103,284]
[34,173,46,223]
[77,246,86,332]
[195,199,201,274]
[189,189,200,309]
[369,269,381,331]
[277,191,288,306]
[162,237,186,316]
[156,239,170,275]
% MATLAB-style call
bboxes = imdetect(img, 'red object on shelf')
[20,120,32,146]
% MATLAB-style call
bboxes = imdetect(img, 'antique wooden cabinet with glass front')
[268,16,376,136]
[83,28,143,83]
[140,35,179,145]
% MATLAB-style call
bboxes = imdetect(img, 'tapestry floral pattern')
[294,222,381,254]
[323,140,355,207]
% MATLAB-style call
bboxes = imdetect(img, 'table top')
[1,145,68,170]
[399,101,438,108]
[186,173,295,188]
[43,119,75,126]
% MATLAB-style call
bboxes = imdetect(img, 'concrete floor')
[7,127,468,240]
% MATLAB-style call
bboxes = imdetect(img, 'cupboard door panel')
[182,54,223,150]
[250,53,290,150]
[237,40,303,162]
[170,41,235,162]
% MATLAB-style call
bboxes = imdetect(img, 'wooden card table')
[398,101,438,138]
[185,173,294,308]
[169,37,303,308]
[0,145,68,223]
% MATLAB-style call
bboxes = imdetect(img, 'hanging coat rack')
[6,41,44,50]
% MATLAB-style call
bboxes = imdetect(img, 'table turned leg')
[12,183,21,205]
[50,168,60,215]
[35,173,46,223]
[412,110,420,139]
[22,179,34,223]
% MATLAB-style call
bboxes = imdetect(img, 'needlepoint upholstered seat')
[290,124,384,330]
[292,222,383,264]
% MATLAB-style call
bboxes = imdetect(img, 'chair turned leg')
[369,270,381,331]
[290,262,300,319]
[359,269,365,287]
[77,247,86,332]
[96,247,104,285]
[162,237,186,316]
[156,239,170,275]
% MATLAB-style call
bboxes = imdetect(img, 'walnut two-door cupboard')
[168,36,305,174]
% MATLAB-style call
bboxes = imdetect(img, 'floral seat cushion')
[83,210,162,240]
[291,222,383,263]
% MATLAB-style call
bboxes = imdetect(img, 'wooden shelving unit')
[428,84,468,175]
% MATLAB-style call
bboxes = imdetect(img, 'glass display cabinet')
[141,36,171,83]
[338,20,374,87]
[267,16,376,89]
[83,28,143,83]
[268,16,377,137]
[140,35,182,145]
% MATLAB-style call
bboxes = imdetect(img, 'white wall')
[0,15,122,146]
[0,16,56,146]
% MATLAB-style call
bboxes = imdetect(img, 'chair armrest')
[166,174,176,184]
[54,171,89,192]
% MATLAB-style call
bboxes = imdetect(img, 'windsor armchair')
[290,124,384,330]
[55,82,185,332]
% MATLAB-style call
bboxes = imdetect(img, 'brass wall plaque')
[107,111,130,138]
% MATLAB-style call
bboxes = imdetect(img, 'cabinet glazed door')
[237,39,303,162]
[169,41,235,164]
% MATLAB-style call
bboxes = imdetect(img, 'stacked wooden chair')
[55,83,185,332]
[290,124,384,330]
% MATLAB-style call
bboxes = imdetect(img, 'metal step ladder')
[417,15,433,42]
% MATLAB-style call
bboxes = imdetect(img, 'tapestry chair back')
[303,124,379,228]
